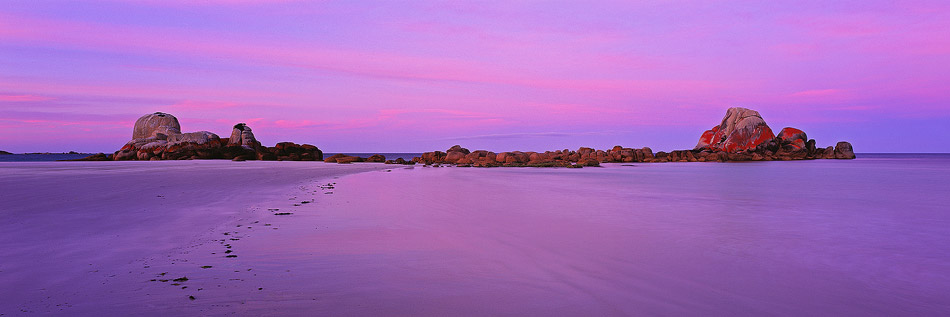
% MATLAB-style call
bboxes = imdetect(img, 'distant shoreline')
[0,151,90,155]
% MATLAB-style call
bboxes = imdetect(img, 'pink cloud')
[168,100,242,110]
[834,105,879,111]
[769,43,821,57]
[271,119,332,129]
[0,111,135,129]
[377,109,499,120]
[0,13,698,96]
[0,94,54,102]
[783,14,888,38]
[790,89,844,97]
[0,77,300,105]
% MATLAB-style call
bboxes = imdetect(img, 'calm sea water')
[0,153,423,161]
[322,152,422,160]
[1,154,948,315]
[238,153,950,315]
[0,153,92,162]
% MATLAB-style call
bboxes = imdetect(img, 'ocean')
[287,153,950,315]
[0,152,423,162]
[1,154,948,315]
[0,153,93,162]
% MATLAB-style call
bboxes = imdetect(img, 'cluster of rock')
[324,153,386,164]
[413,145,655,167]
[693,107,855,160]
[411,107,854,167]
[80,107,854,165]
[81,112,323,161]
[384,157,416,165]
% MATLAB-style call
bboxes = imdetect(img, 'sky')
[1,0,949,153]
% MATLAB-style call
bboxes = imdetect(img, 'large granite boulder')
[268,142,323,161]
[324,153,363,163]
[696,107,775,152]
[228,123,260,149]
[834,141,856,159]
[168,131,219,144]
[365,154,386,163]
[776,127,807,143]
[576,157,601,167]
[133,112,181,139]
[447,145,470,154]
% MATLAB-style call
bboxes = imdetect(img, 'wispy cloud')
[378,108,500,120]
[168,100,242,110]
[438,131,613,141]
[790,89,844,97]
[0,94,54,102]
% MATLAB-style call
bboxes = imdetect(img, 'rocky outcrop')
[269,142,323,161]
[94,112,323,161]
[696,107,775,152]
[324,154,362,163]
[384,157,416,165]
[365,154,386,163]
[412,145,648,167]
[71,153,110,161]
[410,108,854,166]
[323,153,388,164]
[688,107,853,161]
[84,108,853,164]
[0,150,12,155]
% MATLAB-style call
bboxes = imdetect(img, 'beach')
[0,161,388,315]
[2,156,950,315]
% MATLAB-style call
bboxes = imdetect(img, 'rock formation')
[79,107,854,164]
[834,141,856,159]
[323,153,388,164]
[228,123,260,149]
[324,154,362,163]
[695,107,775,152]
[412,145,647,167]
[687,107,854,162]
[132,112,181,140]
[411,107,854,166]
[384,157,416,165]
[81,112,323,161]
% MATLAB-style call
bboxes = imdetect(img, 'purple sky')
[1,0,948,153]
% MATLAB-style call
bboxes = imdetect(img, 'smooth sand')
[0,161,389,315]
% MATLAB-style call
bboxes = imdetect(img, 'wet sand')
[2,158,950,315]
[0,161,389,315]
